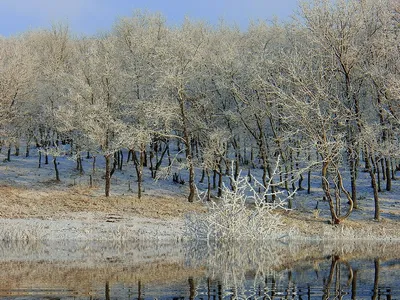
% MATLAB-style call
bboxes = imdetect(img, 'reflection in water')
[0,240,399,299]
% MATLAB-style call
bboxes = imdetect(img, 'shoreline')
[0,184,400,242]
[1,211,400,243]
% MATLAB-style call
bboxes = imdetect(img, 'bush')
[184,159,294,242]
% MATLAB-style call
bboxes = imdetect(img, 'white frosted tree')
[60,35,126,196]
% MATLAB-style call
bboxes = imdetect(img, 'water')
[0,240,399,299]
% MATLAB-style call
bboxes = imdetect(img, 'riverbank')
[1,184,400,242]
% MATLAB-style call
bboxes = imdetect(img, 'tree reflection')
[372,258,380,300]
[184,241,398,300]
[322,255,354,299]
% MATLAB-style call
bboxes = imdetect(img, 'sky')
[0,0,299,37]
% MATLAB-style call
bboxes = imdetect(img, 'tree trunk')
[105,154,111,197]
[375,157,382,192]
[149,148,155,179]
[199,168,205,183]
[385,158,391,191]
[372,259,380,300]
[322,161,354,224]
[7,146,11,162]
[351,270,358,300]
[391,160,396,180]
[217,163,223,198]
[206,169,211,201]
[138,149,144,199]
[188,277,195,300]
[177,90,196,202]
[92,156,96,175]
[105,281,110,300]
[350,157,358,209]
[133,146,145,200]
[118,150,123,171]
[127,149,132,162]
[53,157,60,182]
[381,159,386,180]
[368,155,380,221]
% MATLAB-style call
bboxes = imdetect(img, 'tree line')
[0,0,399,223]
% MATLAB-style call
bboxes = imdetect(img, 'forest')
[0,0,399,226]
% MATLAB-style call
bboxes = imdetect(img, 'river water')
[0,240,399,299]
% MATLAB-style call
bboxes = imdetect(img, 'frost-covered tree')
[0,35,34,159]
[60,35,126,196]
[157,20,211,202]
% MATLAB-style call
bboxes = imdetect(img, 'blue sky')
[0,0,299,36]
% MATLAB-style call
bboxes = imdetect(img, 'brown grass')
[281,209,400,240]
[0,185,206,220]
[0,184,399,240]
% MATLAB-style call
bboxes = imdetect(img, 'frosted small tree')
[185,157,293,242]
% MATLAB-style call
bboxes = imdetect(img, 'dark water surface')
[0,240,399,299]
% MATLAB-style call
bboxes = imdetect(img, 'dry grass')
[0,184,399,241]
[281,210,400,240]
[0,185,205,220]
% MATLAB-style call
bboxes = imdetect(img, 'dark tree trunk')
[385,158,391,191]
[372,259,380,300]
[79,156,84,174]
[127,149,132,162]
[217,164,223,198]
[149,148,155,179]
[368,155,380,221]
[143,150,147,167]
[199,168,205,183]
[105,154,111,197]
[7,146,11,161]
[133,146,145,200]
[376,158,382,192]
[206,169,211,201]
[53,157,60,182]
[92,156,96,175]
[350,157,358,209]
[188,277,195,300]
[105,281,110,300]
[154,141,169,177]
[118,150,123,171]
[322,161,353,224]
[213,170,217,189]
[110,152,117,178]
[138,280,142,300]
[296,151,304,190]
[391,160,396,180]
[250,146,255,168]
[351,269,358,300]
[381,159,386,180]
[38,151,42,168]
